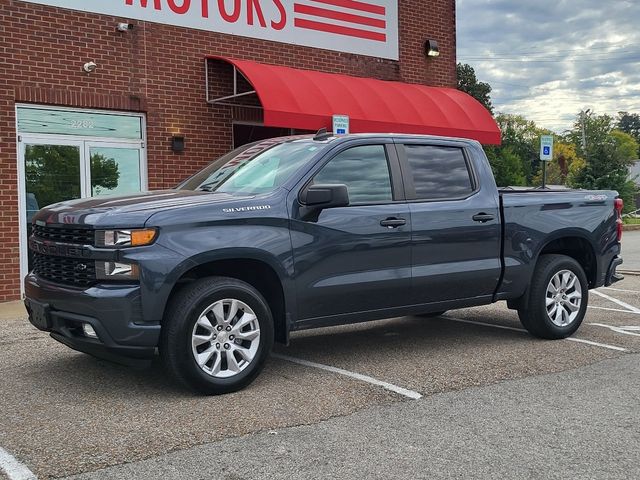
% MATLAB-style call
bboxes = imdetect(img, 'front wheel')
[518,254,588,339]
[161,277,274,395]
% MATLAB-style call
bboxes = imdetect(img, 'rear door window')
[402,145,474,200]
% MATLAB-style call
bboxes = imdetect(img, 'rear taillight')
[615,198,624,242]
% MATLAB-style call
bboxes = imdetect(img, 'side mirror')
[300,184,349,210]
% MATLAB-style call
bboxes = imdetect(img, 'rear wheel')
[161,277,274,394]
[518,254,588,339]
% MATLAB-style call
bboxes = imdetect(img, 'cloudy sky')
[456,0,640,132]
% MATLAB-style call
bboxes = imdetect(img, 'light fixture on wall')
[171,136,185,153]
[424,40,440,58]
[116,22,134,32]
[83,61,97,73]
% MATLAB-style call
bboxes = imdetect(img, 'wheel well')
[170,259,288,344]
[538,237,597,287]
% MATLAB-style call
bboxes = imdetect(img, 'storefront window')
[90,147,142,196]
[17,107,143,139]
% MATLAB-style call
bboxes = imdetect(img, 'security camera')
[116,23,133,32]
[83,61,97,73]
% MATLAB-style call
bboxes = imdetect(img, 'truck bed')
[497,188,619,300]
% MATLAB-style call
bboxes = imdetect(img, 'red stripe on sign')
[294,18,387,41]
[294,4,386,28]
[309,0,385,16]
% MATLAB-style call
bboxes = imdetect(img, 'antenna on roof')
[313,127,332,141]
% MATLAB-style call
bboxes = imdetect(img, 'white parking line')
[442,316,628,352]
[592,290,640,314]
[0,447,36,480]
[273,353,423,400]
[588,305,640,315]
[590,323,640,337]
[601,287,640,294]
[566,338,627,352]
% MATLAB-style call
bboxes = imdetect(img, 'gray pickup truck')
[25,133,624,394]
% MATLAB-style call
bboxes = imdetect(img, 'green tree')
[569,111,638,212]
[484,146,526,187]
[495,113,548,184]
[532,143,585,186]
[611,129,639,162]
[616,111,640,151]
[456,63,493,114]
[25,145,120,208]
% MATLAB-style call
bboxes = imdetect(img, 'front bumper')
[24,273,160,362]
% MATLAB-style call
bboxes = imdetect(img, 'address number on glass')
[71,120,95,129]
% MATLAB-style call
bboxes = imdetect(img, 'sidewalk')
[0,300,26,321]
[621,230,640,273]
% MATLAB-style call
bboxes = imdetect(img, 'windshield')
[177,139,321,195]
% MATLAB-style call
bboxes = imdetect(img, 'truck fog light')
[82,323,98,339]
[96,261,139,280]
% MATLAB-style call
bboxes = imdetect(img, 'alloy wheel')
[545,269,583,327]
[191,298,261,378]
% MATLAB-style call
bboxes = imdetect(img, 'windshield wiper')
[198,183,217,192]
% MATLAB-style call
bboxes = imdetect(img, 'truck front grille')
[32,253,96,288]
[33,225,95,246]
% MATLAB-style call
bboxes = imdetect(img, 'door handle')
[380,217,406,228]
[472,213,494,223]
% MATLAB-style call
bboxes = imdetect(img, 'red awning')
[207,57,501,145]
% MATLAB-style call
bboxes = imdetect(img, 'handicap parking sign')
[332,115,349,135]
[540,135,554,161]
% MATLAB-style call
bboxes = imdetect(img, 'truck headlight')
[96,261,139,281]
[96,228,157,247]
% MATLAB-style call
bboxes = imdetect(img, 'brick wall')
[0,0,456,301]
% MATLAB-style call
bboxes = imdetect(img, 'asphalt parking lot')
[1,274,640,479]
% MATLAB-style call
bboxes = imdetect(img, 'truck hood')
[33,190,250,227]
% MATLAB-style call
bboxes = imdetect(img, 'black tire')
[160,276,274,395]
[416,311,447,318]
[518,254,589,339]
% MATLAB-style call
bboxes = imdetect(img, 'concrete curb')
[623,224,640,231]
[619,270,640,276]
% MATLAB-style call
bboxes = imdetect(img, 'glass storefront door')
[17,106,146,289]
[24,142,83,223]
[87,144,143,197]
[22,141,83,269]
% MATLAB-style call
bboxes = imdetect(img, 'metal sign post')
[539,135,554,189]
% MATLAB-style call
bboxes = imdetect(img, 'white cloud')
[457,0,640,132]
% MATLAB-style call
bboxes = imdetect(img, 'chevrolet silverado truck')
[25,133,625,394]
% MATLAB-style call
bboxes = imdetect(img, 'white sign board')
[332,114,349,135]
[17,0,399,60]
[540,135,554,161]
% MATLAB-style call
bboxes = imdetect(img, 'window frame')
[395,141,479,203]
[299,140,406,207]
